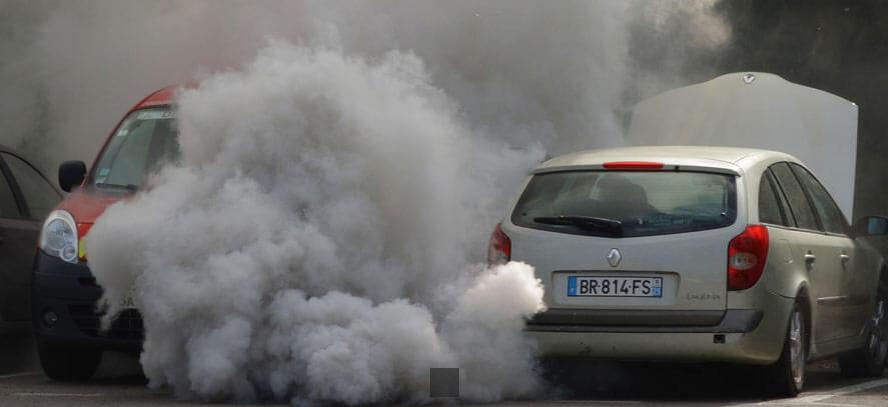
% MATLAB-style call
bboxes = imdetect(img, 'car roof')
[132,86,177,109]
[0,144,61,194]
[130,83,196,110]
[535,146,799,175]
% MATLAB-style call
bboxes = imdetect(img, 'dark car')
[0,146,61,336]
[32,86,180,381]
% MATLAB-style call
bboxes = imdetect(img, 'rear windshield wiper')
[95,182,139,192]
[533,215,623,236]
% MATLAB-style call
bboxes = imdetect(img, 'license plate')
[567,276,662,297]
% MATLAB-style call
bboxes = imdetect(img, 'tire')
[839,279,888,377]
[764,302,807,397]
[37,344,102,381]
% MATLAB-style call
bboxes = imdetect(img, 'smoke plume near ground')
[86,43,546,404]
[1,1,735,404]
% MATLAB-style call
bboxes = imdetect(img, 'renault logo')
[607,248,622,267]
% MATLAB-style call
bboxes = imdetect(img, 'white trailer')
[627,72,858,220]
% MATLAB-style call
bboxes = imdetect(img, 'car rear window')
[511,171,737,238]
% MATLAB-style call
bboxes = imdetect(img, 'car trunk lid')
[506,168,746,322]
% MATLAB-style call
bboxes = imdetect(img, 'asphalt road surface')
[2,335,887,406]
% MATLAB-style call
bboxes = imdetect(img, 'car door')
[0,152,61,324]
[790,163,865,340]
[0,161,28,326]
[769,162,846,343]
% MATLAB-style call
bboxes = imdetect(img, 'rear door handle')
[840,253,851,262]
[804,252,817,263]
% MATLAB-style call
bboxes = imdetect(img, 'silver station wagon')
[489,146,888,396]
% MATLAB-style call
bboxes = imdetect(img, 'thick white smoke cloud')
[3,1,735,404]
[0,1,306,172]
[1,1,637,172]
[1,1,730,172]
[86,44,545,404]
[302,0,631,153]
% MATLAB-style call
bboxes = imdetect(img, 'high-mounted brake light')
[727,225,770,291]
[602,161,665,170]
[487,223,511,266]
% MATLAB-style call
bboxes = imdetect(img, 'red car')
[32,86,179,380]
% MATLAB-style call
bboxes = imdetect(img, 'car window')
[759,170,789,226]
[771,169,797,228]
[2,153,61,220]
[511,170,737,237]
[790,163,847,235]
[770,162,820,231]
[91,107,179,189]
[0,166,21,218]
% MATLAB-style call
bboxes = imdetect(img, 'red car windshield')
[90,107,179,190]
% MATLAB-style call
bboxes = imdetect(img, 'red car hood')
[56,187,128,230]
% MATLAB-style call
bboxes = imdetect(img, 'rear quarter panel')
[738,153,885,355]
[735,153,809,300]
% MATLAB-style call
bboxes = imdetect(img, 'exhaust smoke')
[85,44,545,404]
[0,1,734,404]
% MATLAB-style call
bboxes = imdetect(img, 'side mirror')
[58,161,86,192]
[854,215,888,236]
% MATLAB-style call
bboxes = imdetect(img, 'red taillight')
[728,225,770,291]
[487,223,511,265]
[602,161,664,170]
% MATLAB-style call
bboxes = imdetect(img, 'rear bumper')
[31,251,142,353]
[527,309,762,333]
[526,297,794,365]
